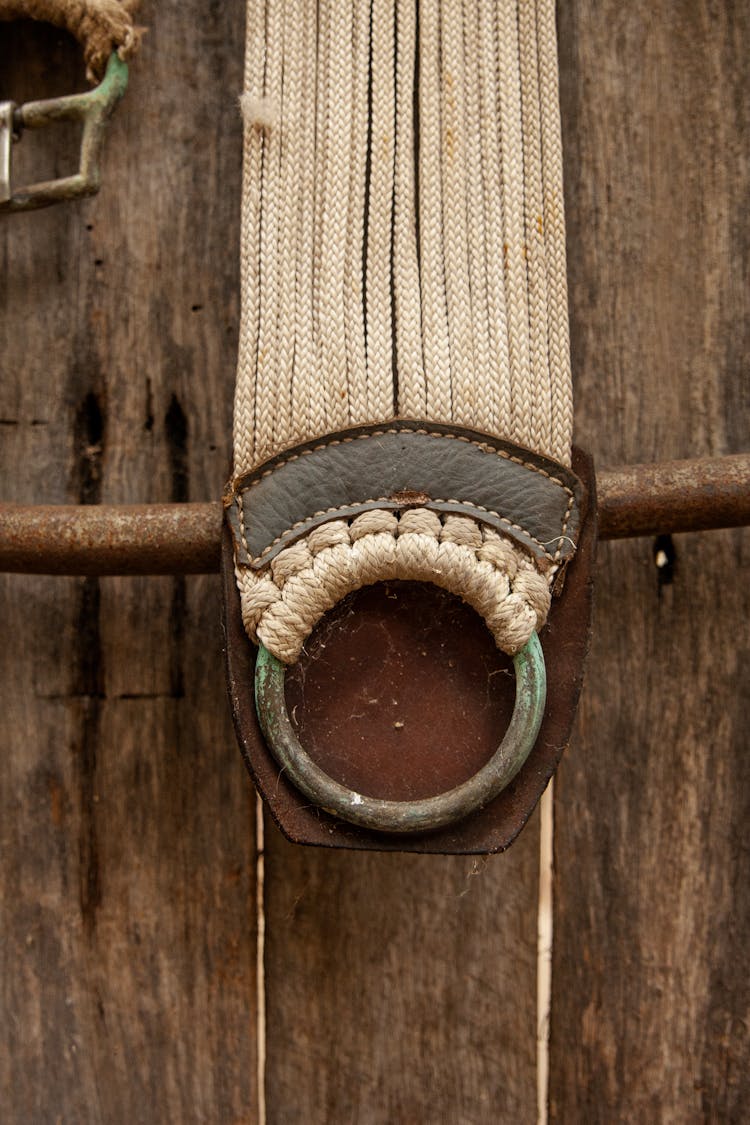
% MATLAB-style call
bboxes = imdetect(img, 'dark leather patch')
[226,420,584,570]
[222,448,597,855]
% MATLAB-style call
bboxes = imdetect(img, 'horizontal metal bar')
[0,454,747,576]
[0,503,221,575]
[596,452,750,540]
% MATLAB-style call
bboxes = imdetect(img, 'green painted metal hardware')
[0,53,128,213]
[254,631,547,834]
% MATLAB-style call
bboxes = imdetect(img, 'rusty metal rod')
[0,503,222,575]
[596,452,750,539]
[0,454,747,576]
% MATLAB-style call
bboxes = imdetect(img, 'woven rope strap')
[233,0,572,663]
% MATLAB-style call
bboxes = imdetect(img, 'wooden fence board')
[552,3,749,1120]
[264,821,539,1124]
[0,6,257,1122]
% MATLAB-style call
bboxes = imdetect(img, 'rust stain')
[389,490,432,507]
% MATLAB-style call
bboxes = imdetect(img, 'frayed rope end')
[239,93,279,131]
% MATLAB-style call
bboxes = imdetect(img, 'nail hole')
[653,534,676,587]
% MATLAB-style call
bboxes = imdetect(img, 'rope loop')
[236,508,551,665]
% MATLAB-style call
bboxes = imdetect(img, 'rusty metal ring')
[254,632,547,834]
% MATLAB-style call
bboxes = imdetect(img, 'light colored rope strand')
[440,1,476,431]
[496,0,533,453]
[235,3,268,474]
[290,0,318,453]
[477,0,513,438]
[308,0,330,444]
[537,0,573,467]
[314,1,350,440]
[253,0,283,463]
[365,0,397,419]
[417,0,453,419]
[392,0,427,418]
[344,0,372,424]
[460,0,496,435]
[272,0,303,454]
[519,0,552,457]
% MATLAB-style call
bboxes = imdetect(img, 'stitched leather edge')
[236,493,575,564]
[225,420,583,571]
[232,424,574,495]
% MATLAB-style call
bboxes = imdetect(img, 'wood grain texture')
[553,3,750,1121]
[0,7,257,1122]
[264,821,539,1124]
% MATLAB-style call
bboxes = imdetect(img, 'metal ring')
[254,632,547,834]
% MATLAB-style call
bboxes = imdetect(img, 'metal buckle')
[0,53,128,213]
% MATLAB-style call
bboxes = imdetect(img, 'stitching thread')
[243,496,571,565]
[233,426,578,564]
[233,427,574,495]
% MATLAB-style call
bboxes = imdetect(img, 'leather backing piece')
[226,420,584,570]
[222,449,596,854]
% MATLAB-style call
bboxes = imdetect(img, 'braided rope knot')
[236,507,552,665]
[0,1,145,83]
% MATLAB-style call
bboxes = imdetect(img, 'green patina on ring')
[254,632,547,835]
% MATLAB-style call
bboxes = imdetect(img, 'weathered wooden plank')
[552,2,749,1120]
[264,819,539,1124]
[0,6,257,1122]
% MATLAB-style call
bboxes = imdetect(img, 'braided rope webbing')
[234,0,573,662]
